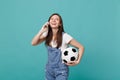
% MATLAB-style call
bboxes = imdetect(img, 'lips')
[51,23,57,26]
[51,23,56,25]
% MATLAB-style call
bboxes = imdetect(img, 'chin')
[52,27,58,29]
[51,25,59,29]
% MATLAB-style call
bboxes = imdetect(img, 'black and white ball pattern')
[62,47,78,63]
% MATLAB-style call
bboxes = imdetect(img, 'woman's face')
[49,15,60,29]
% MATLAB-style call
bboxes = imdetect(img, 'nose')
[52,19,56,22]
[53,20,55,22]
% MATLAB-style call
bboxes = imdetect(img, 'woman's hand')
[65,59,80,66]
[39,22,49,33]
[65,53,80,66]
[39,22,49,39]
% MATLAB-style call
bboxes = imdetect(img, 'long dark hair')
[45,13,65,48]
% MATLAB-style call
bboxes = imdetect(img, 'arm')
[31,22,49,46]
[31,32,46,46]
[66,39,84,66]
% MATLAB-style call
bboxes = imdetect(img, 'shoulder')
[63,32,70,36]
[62,32,73,44]
[63,32,72,38]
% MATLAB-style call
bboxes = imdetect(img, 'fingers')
[43,22,49,28]
[39,22,49,34]
[65,62,75,66]
[65,61,79,66]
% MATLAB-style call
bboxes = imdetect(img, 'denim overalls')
[45,46,69,80]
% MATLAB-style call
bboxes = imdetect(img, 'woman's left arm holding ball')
[66,39,84,66]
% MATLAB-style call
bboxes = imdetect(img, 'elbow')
[81,46,85,51]
[82,46,84,50]
[82,46,85,52]
[31,41,37,46]
[79,45,85,51]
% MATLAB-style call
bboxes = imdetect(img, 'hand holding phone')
[39,22,49,38]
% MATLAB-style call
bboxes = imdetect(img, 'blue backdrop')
[0,0,120,80]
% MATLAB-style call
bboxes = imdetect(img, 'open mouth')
[51,23,57,26]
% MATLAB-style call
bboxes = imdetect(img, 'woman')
[31,13,84,80]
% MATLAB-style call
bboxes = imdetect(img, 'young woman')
[31,13,84,80]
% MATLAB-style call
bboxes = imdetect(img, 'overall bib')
[45,46,69,80]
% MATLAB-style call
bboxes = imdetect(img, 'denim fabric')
[45,46,69,80]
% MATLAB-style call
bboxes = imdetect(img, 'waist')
[46,62,68,68]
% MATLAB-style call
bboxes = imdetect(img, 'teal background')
[0,0,120,80]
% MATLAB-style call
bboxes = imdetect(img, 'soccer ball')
[62,47,78,63]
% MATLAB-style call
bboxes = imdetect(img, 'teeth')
[51,23,56,24]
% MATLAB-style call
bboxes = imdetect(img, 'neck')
[52,28,58,36]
